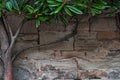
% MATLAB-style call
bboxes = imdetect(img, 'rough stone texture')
[13,58,78,80]
[0,14,120,80]
[77,70,107,79]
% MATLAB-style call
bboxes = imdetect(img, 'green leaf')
[6,1,13,11]
[64,7,72,16]
[76,3,87,8]
[0,4,4,8]
[38,16,48,22]
[56,0,63,3]
[25,5,34,13]
[36,19,41,28]
[19,0,25,9]
[91,8,101,16]
[10,0,20,11]
[50,4,64,15]
[0,0,4,3]
[67,5,83,14]
[47,0,56,4]
[92,3,108,10]
[60,16,68,26]
[25,13,34,19]
[48,3,61,7]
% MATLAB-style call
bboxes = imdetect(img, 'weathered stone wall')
[0,14,120,80]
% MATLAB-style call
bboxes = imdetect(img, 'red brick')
[97,31,120,40]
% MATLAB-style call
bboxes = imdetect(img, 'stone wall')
[0,14,120,80]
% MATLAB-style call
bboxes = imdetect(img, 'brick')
[62,49,108,61]
[21,20,37,33]
[17,34,38,41]
[76,58,107,70]
[38,20,65,31]
[66,23,75,31]
[78,22,89,31]
[61,51,86,59]
[91,17,116,31]
[75,32,97,40]
[13,40,37,54]
[80,14,89,22]
[97,31,120,40]
[75,40,102,51]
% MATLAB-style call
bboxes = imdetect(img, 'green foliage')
[0,0,119,27]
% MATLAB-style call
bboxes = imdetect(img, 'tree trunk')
[4,60,12,80]
[0,21,12,80]
[0,21,9,53]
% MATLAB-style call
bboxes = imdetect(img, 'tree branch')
[12,17,80,62]
[0,21,9,53]
[2,16,13,39]
[14,18,27,39]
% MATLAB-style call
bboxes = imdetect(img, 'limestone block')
[75,40,102,51]
[17,34,38,41]
[61,48,108,61]
[75,32,97,40]
[40,31,74,50]
[61,51,86,59]
[13,40,37,54]
[21,20,37,33]
[78,22,89,31]
[38,21,65,31]
[91,17,116,31]
[18,49,55,60]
